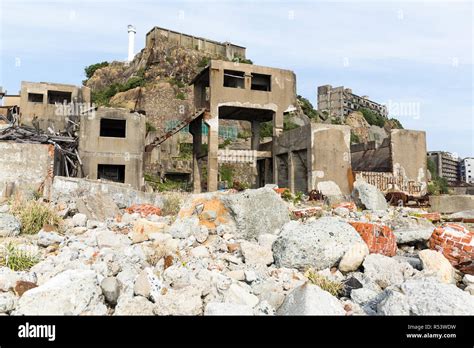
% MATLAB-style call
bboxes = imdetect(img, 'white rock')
[72,213,87,227]
[352,179,388,211]
[273,217,364,271]
[153,286,203,315]
[96,230,131,249]
[244,270,257,283]
[195,226,209,243]
[37,230,64,247]
[14,270,107,315]
[204,302,253,315]
[463,274,474,287]
[277,283,346,315]
[339,242,369,273]
[114,296,155,315]
[241,241,273,266]
[362,254,416,289]
[0,213,21,237]
[101,277,121,305]
[0,292,16,313]
[0,267,20,292]
[418,250,456,284]
[224,283,259,307]
[190,245,209,258]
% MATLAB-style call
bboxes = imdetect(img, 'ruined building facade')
[145,26,246,60]
[427,151,460,185]
[317,85,388,120]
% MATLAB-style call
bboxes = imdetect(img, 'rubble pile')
[0,180,473,316]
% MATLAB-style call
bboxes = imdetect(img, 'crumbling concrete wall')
[274,124,351,195]
[146,26,246,60]
[19,81,91,132]
[0,142,55,197]
[78,108,145,190]
[352,129,428,196]
[310,124,352,196]
[429,195,474,213]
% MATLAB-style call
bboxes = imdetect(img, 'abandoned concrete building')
[317,85,388,121]
[78,108,146,190]
[145,26,246,60]
[19,81,91,132]
[185,59,298,192]
[427,151,460,185]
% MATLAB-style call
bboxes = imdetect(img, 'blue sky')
[1,0,472,157]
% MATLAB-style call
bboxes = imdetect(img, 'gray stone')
[276,283,346,315]
[362,254,416,289]
[101,277,121,305]
[388,216,435,244]
[224,282,259,307]
[14,270,107,315]
[0,267,20,292]
[204,302,254,315]
[352,180,388,211]
[273,217,364,271]
[377,277,474,315]
[96,230,131,249]
[220,187,290,240]
[37,230,64,247]
[76,193,120,222]
[0,292,16,313]
[350,288,379,306]
[0,213,21,237]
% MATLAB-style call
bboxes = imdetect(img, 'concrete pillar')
[288,151,295,192]
[190,117,202,193]
[272,111,283,184]
[251,120,260,151]
[206,116,219,192]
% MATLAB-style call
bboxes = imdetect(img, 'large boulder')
[352,180,388,211]
[388,216,435,244]
[76,193,120,221]
[377,277,474,315]
[273,217,364,271]
[276,283,346,315]
[0,213,21,237]
[14,270,107,315]
[418,250,456,284]
[362,254,417,289]
[220,188,290,240]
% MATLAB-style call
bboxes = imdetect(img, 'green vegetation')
[304,268,343,297]
[146,121,157,134]
[176,91,186,100]
[219,139,232,149]
[297,95,318,119]
[219,164,234,188]
[169,78,186,88]
[84,61,109,79]
[284,117,299,131]
[92,75,146,106]
[144,173,189,192]
[389,118,404,129]
[11,199,62,235]
[260,121,273,138]
[178,143,193,159]
[237,130,251,139]
[350,131,360,144]
[427,158,449,195]
[359,107,386,128]
[330,117,343,125]
[197,57,211,68]
[162,194,183,216]
[232,56,253,64]
[0,242,40,271]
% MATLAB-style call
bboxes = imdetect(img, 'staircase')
[145,108,206,151]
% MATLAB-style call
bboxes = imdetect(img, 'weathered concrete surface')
[429,195,474,214]
[51,176,162,209]
[0,142,55,197]
[78,107,146,190]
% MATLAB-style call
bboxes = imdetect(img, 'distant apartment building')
[317,85,388,120]
[427,151,460,185]
[461,157,474,184]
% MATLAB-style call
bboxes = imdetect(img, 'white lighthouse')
[127,25,136,62]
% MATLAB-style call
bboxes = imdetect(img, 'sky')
[0,0,472,157]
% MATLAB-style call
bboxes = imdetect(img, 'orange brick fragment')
[349,222,397,257]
